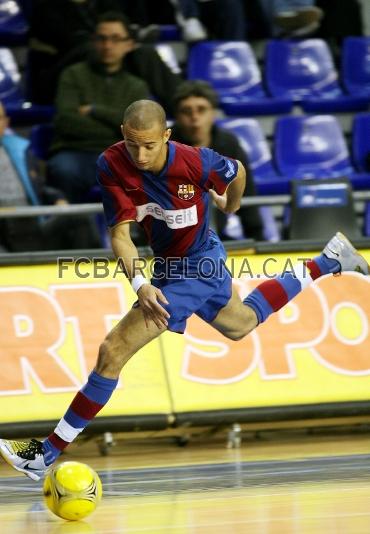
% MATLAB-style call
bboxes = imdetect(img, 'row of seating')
[218,113,370,195]
[187,37,370,116]
[30,113,370,198]
[3,36,370,125]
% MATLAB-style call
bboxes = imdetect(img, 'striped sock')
[244,253,340,324]
[42,371,118,465]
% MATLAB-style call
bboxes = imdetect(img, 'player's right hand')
[137,284,170,330]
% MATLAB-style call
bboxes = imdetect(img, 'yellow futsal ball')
[43,461,102,521]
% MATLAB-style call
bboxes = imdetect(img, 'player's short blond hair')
[123,100,167,131]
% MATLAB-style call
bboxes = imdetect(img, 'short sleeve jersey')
[97,140,238,257]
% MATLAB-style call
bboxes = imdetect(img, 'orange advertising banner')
[0,250,369,423]
[0,264,172,423]
[161,251,370,411]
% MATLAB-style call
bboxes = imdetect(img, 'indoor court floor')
[1,427,370,534]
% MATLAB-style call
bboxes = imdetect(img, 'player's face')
[123,122,172,173]
[93,22,133,69]
[175,96,216,146]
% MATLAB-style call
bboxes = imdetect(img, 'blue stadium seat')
[216,117,282,240]
[275,115,355,179]
[351,113,370,192]
[342,37,370,98]
[0,0,28,45]
[0,47,22,102]
[188,41,292,116]
[352,113,370,172]
[364,202,370,237]
[266,39,369,113]
[0,48,54,124]
[217,117,289,194]
[352,113,370,236]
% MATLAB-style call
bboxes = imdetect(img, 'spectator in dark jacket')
[47,11,150,203]
[29,0,182,111]
[170,81,264,241]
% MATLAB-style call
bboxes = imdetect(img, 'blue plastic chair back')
[342,37,370,97]
[0,0,28,44]
[352,112,370,172]
[217,118,276,177]
[364,202,370,236]
[0,47,22,102]
[266,39,341,101]
[275,115,353,178]
[188,41,265,98]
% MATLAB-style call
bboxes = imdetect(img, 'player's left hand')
[209,189,228,213]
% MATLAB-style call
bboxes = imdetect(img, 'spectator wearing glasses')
[29,1,183,111]
[169,0,246,42]
[170,80,263,241]
[47,11,150,203]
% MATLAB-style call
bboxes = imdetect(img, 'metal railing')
[0,191,370,219]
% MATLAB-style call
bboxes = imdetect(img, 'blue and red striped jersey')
[97,140,238,257]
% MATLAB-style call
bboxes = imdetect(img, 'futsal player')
[0,100,368,480]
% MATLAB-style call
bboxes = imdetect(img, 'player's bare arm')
[209,160,246,214]
[110,222,170,329]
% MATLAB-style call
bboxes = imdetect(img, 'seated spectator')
[169,0,246,41]
[29,0,182,110]
[0,103,100,253]
[48,11,150,203]
[259,0,323,37]
[118,0,161,42]
[170,80,264,241]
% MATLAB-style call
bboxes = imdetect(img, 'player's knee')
[223,322,254,341]
[95,335,129,376]
[224,329,248,341]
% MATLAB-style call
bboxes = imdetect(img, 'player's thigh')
[210,285,257,340]
[98,305,166,366]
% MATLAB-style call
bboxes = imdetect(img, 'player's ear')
[120,124,124,138]
[164,128,171,142]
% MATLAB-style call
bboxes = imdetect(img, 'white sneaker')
[0,438,48,481]
[323,232,369,275]
[182,17,207,42]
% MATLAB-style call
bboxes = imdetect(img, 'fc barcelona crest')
[178,184,195,200]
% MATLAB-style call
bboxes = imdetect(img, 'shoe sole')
[0,441,41,481]
[275,7,322,31]
[336,232,370,275]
